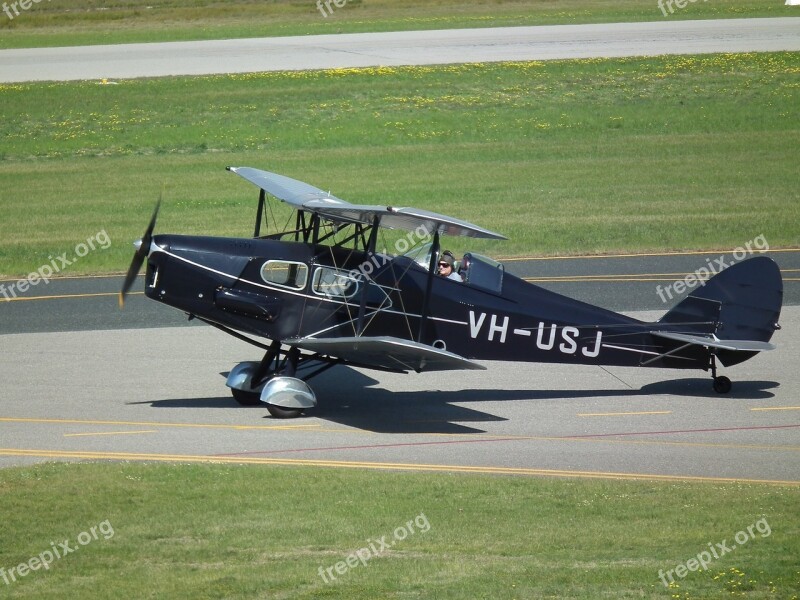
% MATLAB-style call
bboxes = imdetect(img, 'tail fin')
[658,256,782,365]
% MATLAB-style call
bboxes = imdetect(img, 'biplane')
[120,167,783,418]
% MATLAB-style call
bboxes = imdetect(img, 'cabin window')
[260,260,308,290]
[312,267,359,299]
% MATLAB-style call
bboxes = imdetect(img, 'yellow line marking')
[2,250,797,283]
[0,417,327,432]
[2,263,797,284]
[3,249,798,282]
[64,430,157,438]
[3,267,797,303]
[750,406,800,412]
[476,434,800,452]
[526,277,683,283]
[500,248,799,262]
[577,411,672,417]
[530,272,703,280]
[3,255,798,303]
[0,292,144,303]
[0,272,134,284]
[419,432,800,452]
[524,269,797,284]
[0,448,796,485]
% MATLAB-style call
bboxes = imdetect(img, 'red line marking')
[562,423,800,439]
[213,437,520,457]
[212,423,800,457]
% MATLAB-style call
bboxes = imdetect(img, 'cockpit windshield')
[403,241,435,269]
[402,243,505,293]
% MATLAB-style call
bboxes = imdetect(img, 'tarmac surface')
[1,18,799,82]
[1,18,797,483]
[1,252,798,483]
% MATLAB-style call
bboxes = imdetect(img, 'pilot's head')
[438,253,455,276]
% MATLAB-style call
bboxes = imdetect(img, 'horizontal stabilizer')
[651,331,776,352]
[285,336,486,372]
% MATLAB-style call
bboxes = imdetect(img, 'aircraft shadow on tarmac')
[641,378,778,398]
[126,367,779,434]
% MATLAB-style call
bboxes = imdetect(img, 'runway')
[1,17,799,82]
[1,252,798,483]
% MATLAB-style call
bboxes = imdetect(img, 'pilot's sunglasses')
[438,262,449,268]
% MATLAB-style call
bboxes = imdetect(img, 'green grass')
[0,0,795,49]
[1,53,798,278]
[0,462,797,599]
[2,8,798,599]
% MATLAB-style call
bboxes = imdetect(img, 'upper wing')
[227,166,349,207]
[284,335,486,372]
[227,166,506,240]
[650,331,776,352]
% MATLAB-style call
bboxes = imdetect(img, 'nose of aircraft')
[119,199,161,308]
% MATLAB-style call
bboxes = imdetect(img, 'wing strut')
[356,215,381,336]
[417,230,440,343]
[254,189,266,237]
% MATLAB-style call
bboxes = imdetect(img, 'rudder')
[658,256,782,365]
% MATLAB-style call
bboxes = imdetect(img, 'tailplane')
[657,255,782,368]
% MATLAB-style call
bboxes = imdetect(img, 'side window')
[312,267,359,299]
[260,260,308,290]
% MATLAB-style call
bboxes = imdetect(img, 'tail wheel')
[709,353,732,394]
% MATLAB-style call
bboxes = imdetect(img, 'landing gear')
[266,404,304,419]
[231,388,262,406]
[708,352,732,394]
[713,375,732,394]
[225,341,337,418]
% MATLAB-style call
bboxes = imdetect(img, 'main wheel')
[231,388,262,406]
[266,404,304,419]
[713,376,732,394]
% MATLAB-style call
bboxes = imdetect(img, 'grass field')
[0,462,797,599]
[0,0,795,49]
[2,6,800,600]
[1,52,798,278]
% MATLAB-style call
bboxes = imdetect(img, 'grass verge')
[0,0,795,49]
[0,462,798,599]
[1,53,798,277]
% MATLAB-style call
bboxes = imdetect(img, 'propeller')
[119,198,161,308]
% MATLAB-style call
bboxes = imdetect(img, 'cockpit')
[403,242,505,294]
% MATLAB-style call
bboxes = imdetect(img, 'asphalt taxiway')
[1,19,797,482]
[1,18,799,83]
[1,252,798,484]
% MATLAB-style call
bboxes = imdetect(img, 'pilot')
[437,251,462,282]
